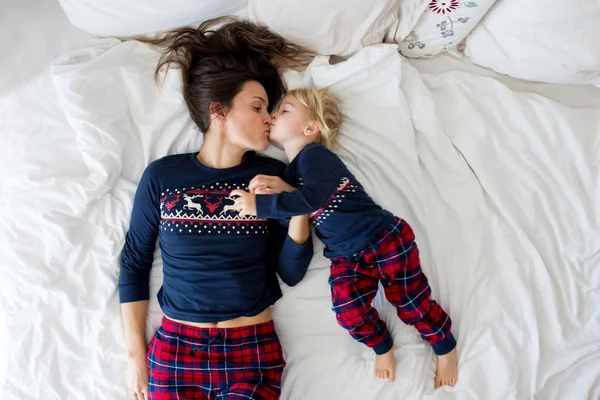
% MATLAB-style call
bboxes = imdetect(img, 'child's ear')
[304,121,321,137]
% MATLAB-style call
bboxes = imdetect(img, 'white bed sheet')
[1,5,600,400]
[0,0,93,395]
[0,0,92,94]
[464,0,600,86]
[409,53,600,110]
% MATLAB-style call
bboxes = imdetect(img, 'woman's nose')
[263,112,272,124]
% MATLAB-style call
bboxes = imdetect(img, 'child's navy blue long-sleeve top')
[256,143,394,258]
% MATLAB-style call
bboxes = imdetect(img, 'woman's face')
[268,94,311,146]
[222,81,272,151]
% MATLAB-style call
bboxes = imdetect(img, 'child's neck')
[284,140,315,163]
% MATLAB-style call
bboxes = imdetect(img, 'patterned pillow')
[398,0,496,58]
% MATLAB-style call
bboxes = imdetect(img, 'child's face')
[269,95,311,146]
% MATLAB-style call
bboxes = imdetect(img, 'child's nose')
[271,113,278,121]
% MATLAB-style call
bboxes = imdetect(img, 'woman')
[120,18,315,400]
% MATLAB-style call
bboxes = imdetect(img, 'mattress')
[1,2,599,399]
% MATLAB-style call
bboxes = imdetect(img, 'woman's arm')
[269,218,313,286]
[287,214,311,246]
[244,172,314,285]
[119,161,162,400]
[121,301,149,358]
[122,301,150,400]
[260,178,313,286]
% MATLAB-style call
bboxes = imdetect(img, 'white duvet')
[1,33,599,400]
[465,0,600,86]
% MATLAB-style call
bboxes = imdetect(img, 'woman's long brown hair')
[142,17,315,132]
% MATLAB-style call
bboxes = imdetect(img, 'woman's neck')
[197,130,246,169]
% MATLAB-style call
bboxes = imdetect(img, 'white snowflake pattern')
[160,181,267,235]
[312,177,352,227]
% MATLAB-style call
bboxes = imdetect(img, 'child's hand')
[230,190,257,217]
[249,175,296,194]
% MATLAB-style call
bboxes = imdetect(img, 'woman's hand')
[248,175,296,195]
[230,190,257,217]
[127,354,149,400]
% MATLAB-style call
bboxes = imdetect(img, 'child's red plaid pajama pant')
[147,317,285,399]
[329,217,456,356]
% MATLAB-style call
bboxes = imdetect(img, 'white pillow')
[246,0,426,56]
[57,0,429,55]
[464,0,600,86]
[57,0,247,37]
[395,0,431,41]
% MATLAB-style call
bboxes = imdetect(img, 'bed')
[1,1,599,399]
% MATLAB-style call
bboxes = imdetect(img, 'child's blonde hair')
[287,88,342,149]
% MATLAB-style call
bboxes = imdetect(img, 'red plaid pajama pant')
[329,217,455,356]
[147,317,285,399]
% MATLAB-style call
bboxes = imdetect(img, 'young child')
[231,88,458,388]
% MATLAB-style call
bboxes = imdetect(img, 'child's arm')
[231,171,343,219]
[230,181,333,218]
[257,146,347,219]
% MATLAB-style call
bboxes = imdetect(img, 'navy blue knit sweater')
[119,152,313,323]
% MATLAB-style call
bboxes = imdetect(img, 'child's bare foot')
[434,348,458,388]
[375,349,396,382]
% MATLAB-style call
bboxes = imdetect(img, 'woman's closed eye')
[253,106,262,112]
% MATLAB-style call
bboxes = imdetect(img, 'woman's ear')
[304,121,321,137]
[209,101,226,125]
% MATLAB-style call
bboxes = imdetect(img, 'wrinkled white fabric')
[465,0,600,86]
[1,7,599,399]
[58,0,247,37]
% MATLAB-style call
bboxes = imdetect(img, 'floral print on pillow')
[429,0,460,14]
[399,0,497,58]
